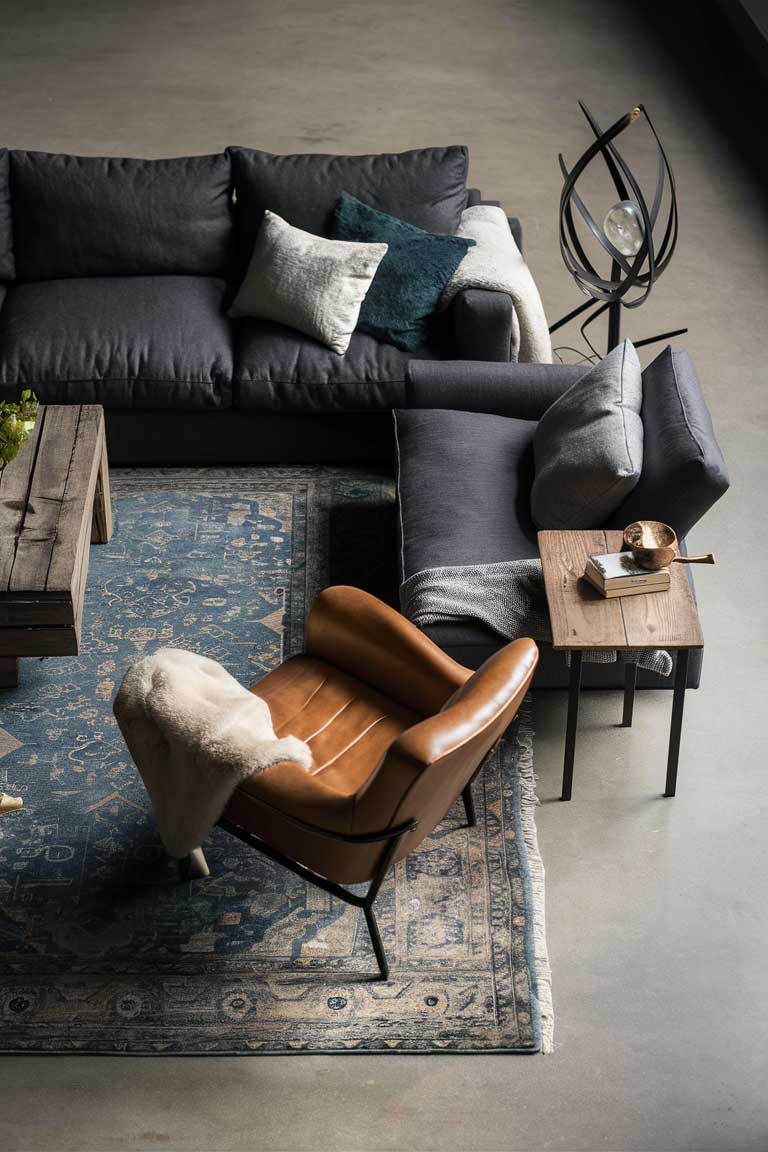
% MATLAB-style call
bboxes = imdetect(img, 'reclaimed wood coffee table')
[0,405,112,688]
[538,529,704,801]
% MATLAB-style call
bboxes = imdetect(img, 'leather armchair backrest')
[353,638,538,853]
[306,584,470,716]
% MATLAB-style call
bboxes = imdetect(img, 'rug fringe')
[515,700,554,1053]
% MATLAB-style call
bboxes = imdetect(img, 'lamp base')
[549,296,687,359]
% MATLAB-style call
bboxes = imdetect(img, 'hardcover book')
[586,551,670,586]
[584,552,670,598]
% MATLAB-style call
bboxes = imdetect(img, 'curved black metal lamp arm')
[552,101,683,352]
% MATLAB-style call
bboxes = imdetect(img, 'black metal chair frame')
[214,782,477,981]
[182,724,513,980]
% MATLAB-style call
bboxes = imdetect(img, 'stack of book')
[583,551,670,598]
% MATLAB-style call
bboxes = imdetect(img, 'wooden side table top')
[538,529,704,651]
[0,405,112,673]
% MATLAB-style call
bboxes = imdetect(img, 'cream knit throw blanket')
[441,205,553,364]
[114,648,313,859]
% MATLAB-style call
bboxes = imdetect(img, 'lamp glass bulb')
[603,200,645,257]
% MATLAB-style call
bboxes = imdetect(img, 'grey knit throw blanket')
[400,559,672,677]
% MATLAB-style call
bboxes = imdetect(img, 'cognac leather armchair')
[208,585,538,979]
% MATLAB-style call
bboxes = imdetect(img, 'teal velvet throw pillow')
[333,192,474,351]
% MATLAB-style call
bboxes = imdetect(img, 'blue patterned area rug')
[0,468,552,1054]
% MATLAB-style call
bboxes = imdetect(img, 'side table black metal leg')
[562,650,583,801]
[622,661,637,727]
[664,649,690,797]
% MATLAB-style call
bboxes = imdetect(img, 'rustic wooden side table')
[538,529,704,801]
[0,405,112,689]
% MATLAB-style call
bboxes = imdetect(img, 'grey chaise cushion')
[228,145,468,278]
[608,345,730,539]
[9,150,234,280]
[0,276,233,409]
[395,407,539,579]
[0,150,13,281]
[531,339,643,528]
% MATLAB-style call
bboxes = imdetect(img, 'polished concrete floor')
[1,1,766,1149]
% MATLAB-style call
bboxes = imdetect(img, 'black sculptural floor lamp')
[550,102,686,357]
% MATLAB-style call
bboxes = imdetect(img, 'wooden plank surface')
[538,529,703,651]
[539,529,625,649]
[608,530,704,649]
[8,406,82,593]
[0,410,45,590]
[0,405,107,658]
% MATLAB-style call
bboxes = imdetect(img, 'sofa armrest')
[451,288,519,362]
[465,193,523,250]
[406,359,586,420]
[449,212,524,363]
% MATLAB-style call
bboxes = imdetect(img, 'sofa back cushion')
[228,145,468,275]
[0,150,14,280]
[607,346,730,539]
[9,150,234,281]
[531,340,644,529]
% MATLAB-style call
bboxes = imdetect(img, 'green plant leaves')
[0,391,39,470]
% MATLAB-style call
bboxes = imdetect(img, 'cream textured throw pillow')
[229,209,388,354]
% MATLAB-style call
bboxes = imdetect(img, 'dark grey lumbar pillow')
[531,339,643,529]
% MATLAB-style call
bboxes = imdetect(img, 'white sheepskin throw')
[441,204,553,364]
[113,648,313,859]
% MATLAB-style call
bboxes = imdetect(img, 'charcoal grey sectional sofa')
[0,145,521,463]
[395,346,730,689]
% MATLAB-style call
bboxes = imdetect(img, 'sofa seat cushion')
[395,407,539,581]
[233,320,441,412]
[0,276,233,409]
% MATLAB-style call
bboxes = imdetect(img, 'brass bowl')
[622,520,716,571]
[623,520,678,569]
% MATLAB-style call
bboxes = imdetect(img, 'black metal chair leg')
[462,783,477,827]
[363,904,389,980]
